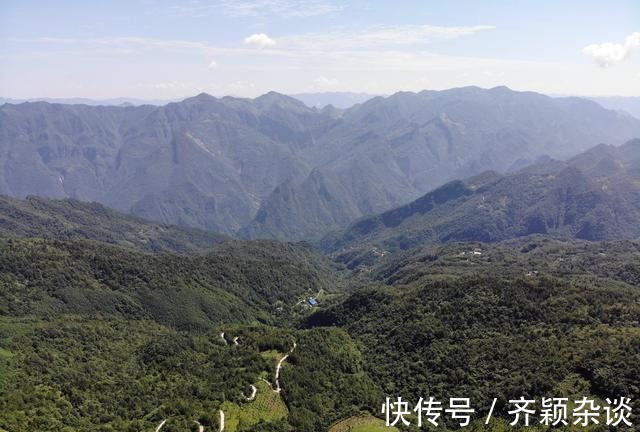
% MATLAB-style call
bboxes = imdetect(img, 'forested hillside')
[0,237,336,329]
[307,237,640,430]
[0,195,227,253]
[1,180,640,431]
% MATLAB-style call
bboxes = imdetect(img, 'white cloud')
[32,24,492,57]
[244,33,277,48]
[583,32,640,67]
[208,59,218,69]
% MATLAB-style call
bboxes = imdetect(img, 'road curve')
[194,420,204,432]
[244,384,257,401]
[154,419,167,432]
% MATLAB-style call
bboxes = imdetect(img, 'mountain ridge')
[3,86,640,240]
[324,139,640,265]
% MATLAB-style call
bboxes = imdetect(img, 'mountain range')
[1,140,640,430]
[2,86,640,241]
[324,139,640,267]
[290,92,376,109]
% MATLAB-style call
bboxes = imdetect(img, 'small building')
[307,297,318,307]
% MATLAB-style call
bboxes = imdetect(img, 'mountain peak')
[176,93,218,106]
[192,92,216,101]
[254,91,310,111]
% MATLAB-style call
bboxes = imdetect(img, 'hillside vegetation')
[1,191,640,430]
[0,237,337,329]
[307,237,640,430]
[0,195,227,253]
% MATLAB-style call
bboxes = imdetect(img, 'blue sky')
[1,0,639,98]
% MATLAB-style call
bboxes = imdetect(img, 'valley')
[3,2,639,430]
[0,194,638,430]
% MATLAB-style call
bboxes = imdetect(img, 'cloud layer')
[583,32,640,67]
[219,0,342,17]
[280,24,496,51]
[171,0,342,18]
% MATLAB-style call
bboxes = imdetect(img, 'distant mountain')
[0,195,227,253]
[290,92,376,109]
[589,96,640,119]
[0,96,174,106]
[245,87,640,240]
[2,86,640,240]
[0,92,329,235]
[324,139,640,263]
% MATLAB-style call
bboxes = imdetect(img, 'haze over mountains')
[324,138,640,266]
[2,86,640,241]
[0,97,174,107]
[589,96,640,119]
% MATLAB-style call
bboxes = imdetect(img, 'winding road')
[274,342,297,393]
[150,340,294,431]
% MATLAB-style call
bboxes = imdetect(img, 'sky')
[0,0,639,99]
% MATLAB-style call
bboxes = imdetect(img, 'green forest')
[0,199,638,431]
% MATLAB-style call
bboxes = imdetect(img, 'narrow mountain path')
[259,377,272,387]
[274,342,296,393]
[219,409,225,432]
[244,384,257,401]
[220,332,227,345]
[154,419,167,432]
